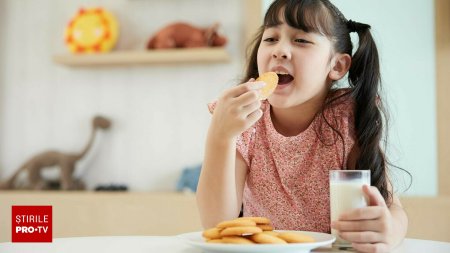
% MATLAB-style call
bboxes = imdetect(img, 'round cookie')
[262,231,279,237]
[249,233,287,244]
[222,236,255,244]
[257,224,274,231]
[202,227,222,239]
[220,226,263,237]
[216,219,256,229]
[277,232,315,243]
[238,217,271,225]
[256,72,278,100]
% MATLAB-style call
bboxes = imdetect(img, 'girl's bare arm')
[196,81,264,228]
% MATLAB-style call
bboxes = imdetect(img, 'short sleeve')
[334,90,355,134]
[331,90,356,164]
[236,127,256,167]
[236,101,268,167]
[329,89,355,129]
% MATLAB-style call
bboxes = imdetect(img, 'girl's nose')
[272,42,291,60]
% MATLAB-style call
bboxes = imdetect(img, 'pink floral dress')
[209,89,355,233]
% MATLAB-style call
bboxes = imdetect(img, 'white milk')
[330,181,368,246]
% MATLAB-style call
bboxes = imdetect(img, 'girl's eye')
[295,38,311,44]
[263,37,277,42]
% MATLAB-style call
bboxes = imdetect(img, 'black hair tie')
[347,19,371,33]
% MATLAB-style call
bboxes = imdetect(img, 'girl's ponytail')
[348,26,391,204]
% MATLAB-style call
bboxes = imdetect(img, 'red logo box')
[12,206,52,242]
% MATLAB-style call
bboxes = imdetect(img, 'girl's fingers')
[338,206,384,221]
[246,109,263,124]
[351,242,390,253]
[234,90,261,107]
[363,185,387,207]
[225,81,265,98]
[241,100,262,117]
[338,231,382,243]
[331,220,383,232]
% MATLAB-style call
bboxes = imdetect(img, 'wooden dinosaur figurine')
[0,116,111,190]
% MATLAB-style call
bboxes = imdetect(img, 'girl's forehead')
[264,24,308,38]
[266,10,315,34]
[265,14,300,31]
[264,3,335,37]
[264,21,328,40]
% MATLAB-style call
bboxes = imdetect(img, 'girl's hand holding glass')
[209,80,265,140]
[331,185,396,253]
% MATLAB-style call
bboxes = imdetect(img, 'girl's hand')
[209,79,265,140]
[331,185,396,253]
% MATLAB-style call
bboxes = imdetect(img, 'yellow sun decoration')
[65,8,119,53]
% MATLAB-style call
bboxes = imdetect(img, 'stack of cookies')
[202,217,315,244]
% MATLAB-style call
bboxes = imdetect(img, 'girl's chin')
[269,83,294,107]
[267,96,290,108]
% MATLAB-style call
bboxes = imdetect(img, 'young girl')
[197,0,408,252]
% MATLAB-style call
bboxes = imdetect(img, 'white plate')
[178,230,335,253]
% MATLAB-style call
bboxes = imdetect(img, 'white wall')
[0,0,245,191]
[331,0,436,196]
[0,1,5,141]
[1,0,437,196]
[262,0,437,196]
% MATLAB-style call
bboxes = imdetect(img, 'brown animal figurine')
[147,22,227,49]
[0,116,112,191]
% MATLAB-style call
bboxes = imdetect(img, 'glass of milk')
[330,170,371,247]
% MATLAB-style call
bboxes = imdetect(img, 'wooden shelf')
[53,48,230,67]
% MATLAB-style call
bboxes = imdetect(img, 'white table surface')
[0,235,449,253]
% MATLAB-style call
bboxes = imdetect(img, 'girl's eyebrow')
[264,24,280,29]
[264,21,284,28]
[295,30,310,35]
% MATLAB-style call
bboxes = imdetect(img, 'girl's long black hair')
[242,0,410,206]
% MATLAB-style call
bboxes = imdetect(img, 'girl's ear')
[329,53,351,81]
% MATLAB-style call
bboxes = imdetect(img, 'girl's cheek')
[259,51,271,66]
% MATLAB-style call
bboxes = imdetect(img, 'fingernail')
[249,81,266,90]
[330,221,336,228]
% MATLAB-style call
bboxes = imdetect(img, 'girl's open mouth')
[277,74,294,85]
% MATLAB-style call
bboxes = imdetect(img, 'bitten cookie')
[256,72,278,100]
